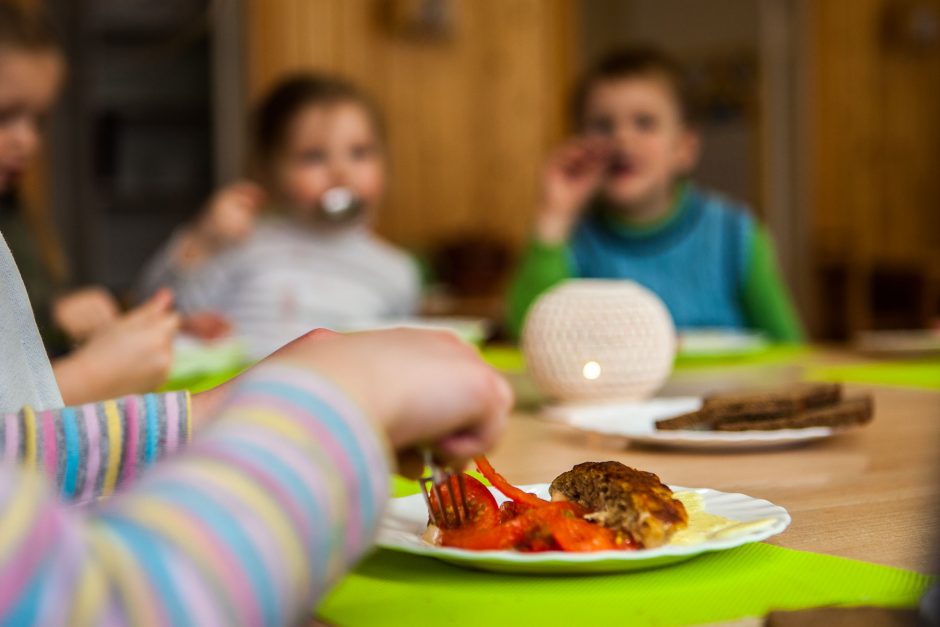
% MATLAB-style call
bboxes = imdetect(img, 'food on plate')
[423,458,687,552]
[715,397,872,431]
[549,461,688,548]
[667,491,777,546]
[655,383,872,432]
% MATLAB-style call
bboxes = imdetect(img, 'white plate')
[377,484,790,574]
[335,317,489,345]
[543,398,838,451]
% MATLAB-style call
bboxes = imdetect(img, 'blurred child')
[508,48,804,342]
[0,3,177,402]
[140,74,421,357]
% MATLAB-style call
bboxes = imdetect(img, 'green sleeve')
[506,239,574,339]
[740,227,805,343]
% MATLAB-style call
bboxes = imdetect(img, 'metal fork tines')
[418,454,470,529]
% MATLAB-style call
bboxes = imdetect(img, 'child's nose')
[611,124,634,148]
[329,160,353,187]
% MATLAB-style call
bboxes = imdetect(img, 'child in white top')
[141,74,419,357]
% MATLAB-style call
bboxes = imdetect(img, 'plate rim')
[542,397,843,445]
[377,483,791,564]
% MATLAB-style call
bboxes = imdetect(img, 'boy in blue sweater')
[508,47,804,342]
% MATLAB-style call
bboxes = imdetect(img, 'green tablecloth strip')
[320,543,931,627]
[480,344,811,374]
[673,344,810,370]
[480,346,527,373]
[161,364,249,394]
[806,359,940,391]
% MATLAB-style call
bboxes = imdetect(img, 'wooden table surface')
[488,353,940,574]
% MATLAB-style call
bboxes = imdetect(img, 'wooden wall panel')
[808,0,940,333]
[246,0,575,251]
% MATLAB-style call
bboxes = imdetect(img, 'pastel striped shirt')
[0,363,391,626]
[0,392,191,504]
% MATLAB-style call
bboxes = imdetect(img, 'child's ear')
[676,127,701,174]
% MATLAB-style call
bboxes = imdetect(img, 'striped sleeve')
[0,392,191,504]
[0,363,392,626]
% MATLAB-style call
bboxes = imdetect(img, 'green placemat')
[320,544,931,627]
[161,364,249,394]
[480,346,527,373]
[333,478,932,626]
[807,359,940,391]
[480,344,811,374]
[674,344,811,370]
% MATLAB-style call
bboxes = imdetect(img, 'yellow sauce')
[669,492,776,546]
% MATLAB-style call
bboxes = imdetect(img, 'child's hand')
[277,329,512,473]
[51,286,121,342]
[536,137,612,244]
[175,181,265,268]
[195,328,512,473]
[180,311,232,341]
[53,289,180,404]
[195,180,265,246]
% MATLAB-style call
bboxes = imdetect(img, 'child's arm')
[740,227,805,343]
[506,137,609,338]
[0,365,386,625]
[137,181,264,309]
[0,390,191,503]
[506,240,574,339]
[0,330,511,624]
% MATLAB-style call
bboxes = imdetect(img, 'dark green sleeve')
[506,239,574,339]
[740,227,805,343]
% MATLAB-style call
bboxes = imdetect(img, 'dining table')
[489,348,940,575]
[167,342,939,625]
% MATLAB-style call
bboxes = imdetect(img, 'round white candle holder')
[522,279,677,403]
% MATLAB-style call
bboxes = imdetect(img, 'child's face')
[275,101,385,223]
[582,75,699,211]
[0,49,62,195]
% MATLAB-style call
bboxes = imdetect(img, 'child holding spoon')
[141,74,420,358]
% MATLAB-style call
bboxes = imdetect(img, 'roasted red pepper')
[473,455,548,508]
[429,474,499,529]
[433,462,636,553]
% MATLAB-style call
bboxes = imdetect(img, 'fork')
[418,449,471,528]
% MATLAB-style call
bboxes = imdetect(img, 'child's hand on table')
[536,136,612,244]
[53,288,180,404]
[175,180,266,268]
[192,328,513,475]
[51,286,121,342]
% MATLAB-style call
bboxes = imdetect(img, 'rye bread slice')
[714,396,873,431]
[701,382,842,420]
[656,383,843,431]
[655,409,719,431]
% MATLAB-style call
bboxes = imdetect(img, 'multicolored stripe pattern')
[0,364,391,626]
[0,392,191,504]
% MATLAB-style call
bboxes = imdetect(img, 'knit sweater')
[508,185,804,342]
[139,217,421,359]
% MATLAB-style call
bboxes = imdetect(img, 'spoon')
[316,187,365,224]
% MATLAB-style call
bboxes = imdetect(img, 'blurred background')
[21,0,940,342]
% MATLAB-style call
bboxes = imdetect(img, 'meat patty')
[549,461,688,548]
